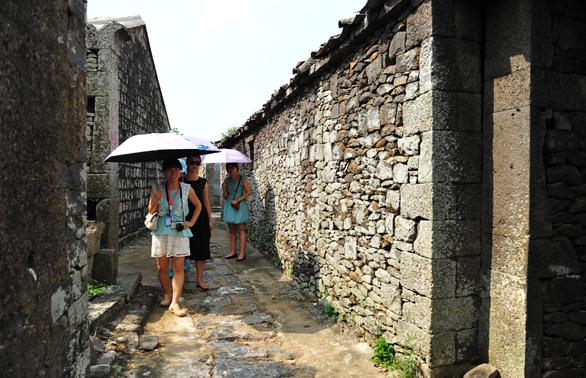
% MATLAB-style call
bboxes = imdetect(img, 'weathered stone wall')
[0,0,89,376]
[87,17,169,251]
[535,1,586,376]
[117,25,170,239]
[482,1,586,377]
[223,1,484,375]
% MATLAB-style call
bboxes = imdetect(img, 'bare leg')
[156,257,172,304]
[196,260,208,289]
[238,224,247,259]
[228,224,237,256]
[170,257,185,306]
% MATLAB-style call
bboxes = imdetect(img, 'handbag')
[144,212,158,231]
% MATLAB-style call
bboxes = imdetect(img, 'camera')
[175,223,184,231]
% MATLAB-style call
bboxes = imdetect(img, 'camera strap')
[165,182,184,221]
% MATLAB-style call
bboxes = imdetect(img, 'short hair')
[225,163,238,170]
[162,159,182,171]
[186,152,201,160]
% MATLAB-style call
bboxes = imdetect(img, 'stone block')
[396,48,420,73]
[92,249,118,284]
[406,0,431,50]
[463,363,500,378]
[486,270,528,378]
[96,197,119,250]
[401,251,432,297]
[429,332,456,367]
[403,91,432,136]
[400,183,432,219]
[394,216,417,242]
[434,183,482,220]
[388,31,406,60]
[490,233,529,277]
[490,107,531,237]
[420,37,482,93]
[549,276,584,304]
[379,102,397,125]
[529,237,580,278]
[433,296,478,332]
[433,91,482,132]
[365,56,382,84]
[403,294,432,331]
[431,0,483,42]
[432,131,482,183]
[87,174,111,200]
[379,281,402,315]
[415,220,480,259]
[532,69,586,111]
[456,328,478,362]
[456,256,481,297]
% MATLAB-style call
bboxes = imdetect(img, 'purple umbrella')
[201,149,252,164]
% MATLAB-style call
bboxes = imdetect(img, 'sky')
[87,0,365,143]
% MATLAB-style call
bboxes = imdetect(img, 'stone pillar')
[0,0,89,376]
[481,0,559,376]
[400,1,484,375]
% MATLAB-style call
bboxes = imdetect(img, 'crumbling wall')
[0,0,89,375]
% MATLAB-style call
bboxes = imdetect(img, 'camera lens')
[175,223,184,231]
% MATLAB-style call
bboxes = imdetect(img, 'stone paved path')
[116,218,383,377]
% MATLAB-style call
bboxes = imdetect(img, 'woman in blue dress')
[222,163,252,261]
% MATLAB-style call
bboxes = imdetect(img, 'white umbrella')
[104,133,219,163]
[201,148,252,164]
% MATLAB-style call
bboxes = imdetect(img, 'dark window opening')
[87,199,98,220]
[87,96,95,114]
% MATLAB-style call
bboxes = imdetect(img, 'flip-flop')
[224,254,237,259]
[197,283,209,291]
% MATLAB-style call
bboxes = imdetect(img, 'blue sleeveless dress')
[223,175,249,224]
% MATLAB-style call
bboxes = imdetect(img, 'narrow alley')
[108,216,383,377]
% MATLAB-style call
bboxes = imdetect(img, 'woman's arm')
[236,179,252,204]
[185,187,202,227]
[203,182,214,231]
[148,187,163,214]
[222,180,228,199]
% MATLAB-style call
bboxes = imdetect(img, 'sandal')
[160,297,171,307]
[224,254,237,259]
[197,283,209,291]
[236,256,246,262]
[169,304,187,317]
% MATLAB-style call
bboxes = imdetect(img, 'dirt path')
[117,218,383,377]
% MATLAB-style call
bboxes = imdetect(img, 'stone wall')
[87,17,169,253]
[117,24,170,239]
[535,1,586,376]
[0,0,89,376]
[222,1,484,375]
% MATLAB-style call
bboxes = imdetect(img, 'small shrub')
[111,363,124,375]
[87,281,112,299]
[371,338,396,370]
[285,266,294,277]
[371,338,417,378]
[323,302,339,318]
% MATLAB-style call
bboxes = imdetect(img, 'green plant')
[170,127,182,135]
[371,338,396,370]
[111,363,124,375]
[370,338,417,378]
[87,281,112,299]
[285,266,294,277]
[323,302,339,318]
